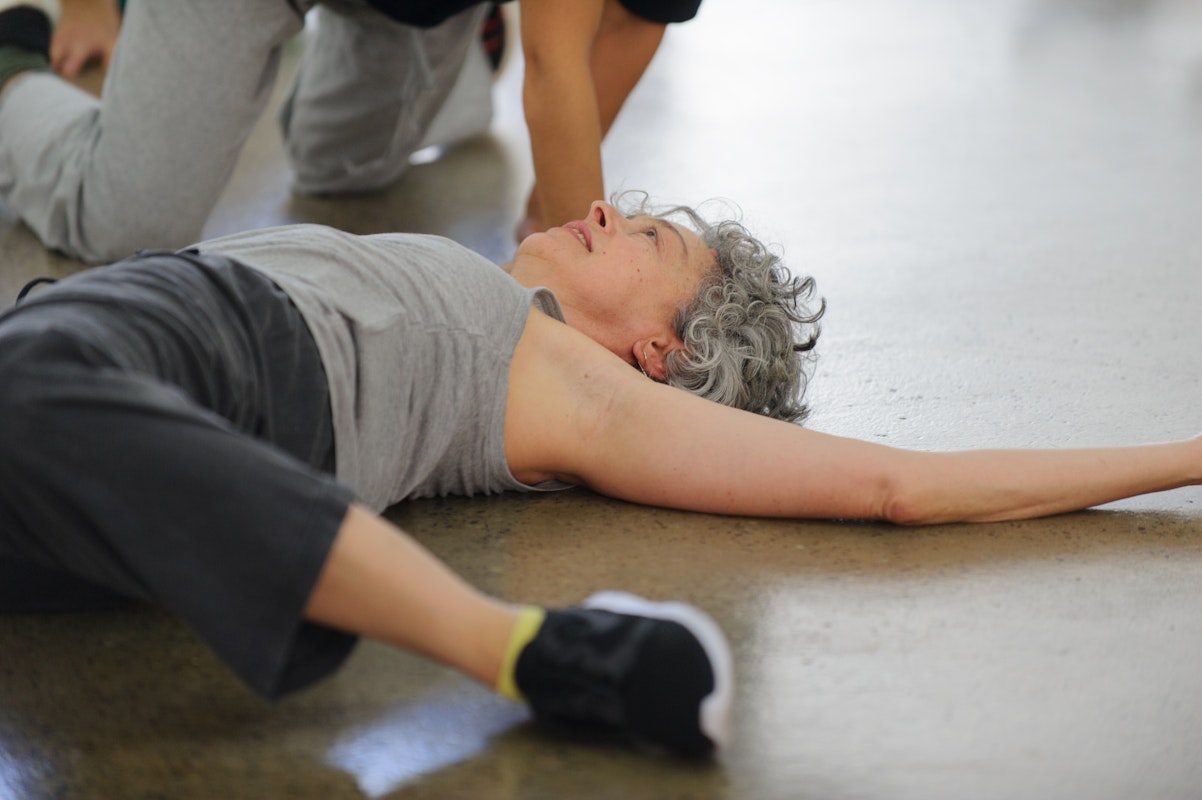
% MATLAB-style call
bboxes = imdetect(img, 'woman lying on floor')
[1,197,1199,759]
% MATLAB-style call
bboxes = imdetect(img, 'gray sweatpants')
[0,0,488,263]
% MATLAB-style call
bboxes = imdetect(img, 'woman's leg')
[304,503,734,758]
[306,504,517,686]
[0,0,305,262]
[280,1,488,194]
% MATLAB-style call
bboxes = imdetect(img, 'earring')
[639,349,650,379]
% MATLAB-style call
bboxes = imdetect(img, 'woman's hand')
[51,0,121,80]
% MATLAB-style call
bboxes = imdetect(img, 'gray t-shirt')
[199,224,565,511]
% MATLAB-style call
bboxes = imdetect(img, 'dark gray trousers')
[0,251,357,698]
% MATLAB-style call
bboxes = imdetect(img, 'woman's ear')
[633,336,683,382]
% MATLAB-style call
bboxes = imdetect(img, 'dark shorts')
[0,250,358,698]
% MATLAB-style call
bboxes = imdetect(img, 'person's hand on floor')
[51,0,121,80]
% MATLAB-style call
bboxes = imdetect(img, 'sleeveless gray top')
[199,224,565,511]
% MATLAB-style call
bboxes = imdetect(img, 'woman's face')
[510,201,716,368]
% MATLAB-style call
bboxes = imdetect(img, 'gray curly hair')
[617,193,825,423]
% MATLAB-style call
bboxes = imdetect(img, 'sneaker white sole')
[583,590,734,752]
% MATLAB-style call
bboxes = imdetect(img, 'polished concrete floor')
[3,1,1202,798]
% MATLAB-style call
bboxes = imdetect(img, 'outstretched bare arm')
[588,383,1200,524]
[506,312,1201,525]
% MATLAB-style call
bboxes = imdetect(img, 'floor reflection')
[324,681,528,797]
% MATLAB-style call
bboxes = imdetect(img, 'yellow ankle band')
[495,606,545,701]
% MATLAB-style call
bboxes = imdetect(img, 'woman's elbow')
[877,478,942,526]
[880,496,929,526]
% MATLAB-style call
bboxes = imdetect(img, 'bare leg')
[304,503,518,688]
[302,503,733,758]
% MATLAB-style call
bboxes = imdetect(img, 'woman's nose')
[589,200,616,229]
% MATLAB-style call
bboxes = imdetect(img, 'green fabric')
[0,45,49,91]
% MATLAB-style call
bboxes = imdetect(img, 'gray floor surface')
[2,1,1201,798]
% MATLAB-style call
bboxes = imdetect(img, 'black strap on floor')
[15,276,57,305]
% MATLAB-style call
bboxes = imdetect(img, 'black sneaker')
[516,591,733,758]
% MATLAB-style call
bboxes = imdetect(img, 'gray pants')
[0,0,488,263]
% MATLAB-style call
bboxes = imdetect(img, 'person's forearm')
[589,3,665,137]
[519,11,662,233]
[519,0,605,230]
[524,63,605,228]
[887,441,1200,524]
[519,0,665,233]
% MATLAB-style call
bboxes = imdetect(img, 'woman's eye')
[644,228,658,240]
